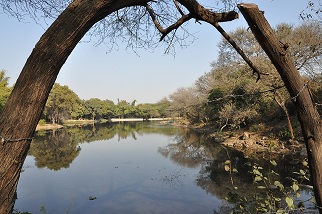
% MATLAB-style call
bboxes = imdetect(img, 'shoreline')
[35,118,171,131]
[35,119,95,131]
[171,118,306,157]
[36,119,305,156]
[183,123,306,157]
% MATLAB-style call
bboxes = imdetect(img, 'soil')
[36,123,63,131]
[36,119,95,131]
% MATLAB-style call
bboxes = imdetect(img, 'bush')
[38,119,46,125]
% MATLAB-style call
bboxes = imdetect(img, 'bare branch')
[213,22,268,81]
[145,3,192,41]
[173,0,185,16]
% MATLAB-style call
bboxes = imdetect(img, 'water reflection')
[159,128,316,213]
[15,122,316,213]
[30,122,177,171]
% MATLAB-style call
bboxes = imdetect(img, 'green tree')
[202,22,322,133]
[84,98,115,120]
[156,97,171,117]
[101,99,116,119]
[0,70,12,112]
[136,102,165,118]
[115,99,131,118]
[45,83,83,124]
[238,4,322,212]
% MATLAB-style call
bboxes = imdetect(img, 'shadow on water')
[14,122,317,213]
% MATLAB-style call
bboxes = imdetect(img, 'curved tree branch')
[145,3,192,41]
[213,22,268,81]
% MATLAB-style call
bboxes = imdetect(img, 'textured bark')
[0,0,150,213]
[238,3,322,212]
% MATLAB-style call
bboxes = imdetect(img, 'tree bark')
[0,0,150,213]
[238,3,322,212]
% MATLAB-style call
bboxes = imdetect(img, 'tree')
[136,102,168,118]
[156,97,171,117]
[0,70,12,112]
[210,22,322,136]
[115,99,131,118]
[169,86,207,123]
[101,99,116,119]
[84,98,115,120]
[238,3,322,212]
[45,83,83,123]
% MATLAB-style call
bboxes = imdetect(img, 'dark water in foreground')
[13,122,316,213]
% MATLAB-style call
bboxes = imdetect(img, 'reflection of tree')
[158,128,223,168]
[158,129,310,207]
[29,122,179,170]
[198,151,308,201]
[30,129,81,170]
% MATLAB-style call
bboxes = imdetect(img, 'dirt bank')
[36,119,95,131]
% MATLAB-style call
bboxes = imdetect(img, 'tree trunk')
[0,0,150,212]
[238,3,322,212]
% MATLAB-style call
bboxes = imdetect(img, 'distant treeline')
[0,71,170,124]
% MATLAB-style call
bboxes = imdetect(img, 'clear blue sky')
[0,0,307,104]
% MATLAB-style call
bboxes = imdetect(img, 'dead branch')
[145,3,192,41]
[213,22,268,81]
[173,0,185,16]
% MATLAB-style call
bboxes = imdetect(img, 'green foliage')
[0,72,171,122]
[0,70,12,112]
[168,21,322,132]
[136,101,170,119]
[206,88,224,117]
[115,99,132,118]
[38,119,46,125]
[224,157,313,213]
[84,98,115,120]
[45,83,83,124]
[40,83,168,122]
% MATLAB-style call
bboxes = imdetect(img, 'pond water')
[13,122,317,213]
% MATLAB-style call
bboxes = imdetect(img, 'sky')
[0,0,308,104]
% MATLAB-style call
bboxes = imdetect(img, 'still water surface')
[13,122,315,213]
[14,122,224,213]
